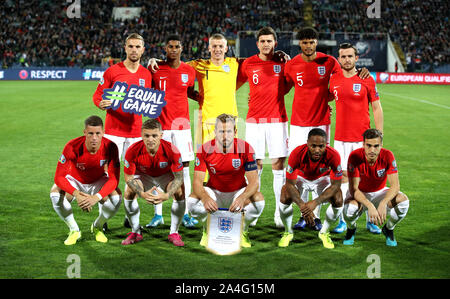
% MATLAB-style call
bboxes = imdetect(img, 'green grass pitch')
[0,81,449,279]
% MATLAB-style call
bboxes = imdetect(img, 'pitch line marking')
[380,91,450,110]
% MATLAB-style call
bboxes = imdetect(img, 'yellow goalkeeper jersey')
[188,57,239,124]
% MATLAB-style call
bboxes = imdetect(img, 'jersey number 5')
[296,73,303,86]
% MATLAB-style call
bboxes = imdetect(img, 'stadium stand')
[1,0,448,72]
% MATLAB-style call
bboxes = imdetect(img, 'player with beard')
[122,119,186,246]
[237,27,289,228]
[93,33,152,230]
[329,43,384,234]
[187,114,265,248]
[284,27,369,230]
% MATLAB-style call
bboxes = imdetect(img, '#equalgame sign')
[102,82,166,118]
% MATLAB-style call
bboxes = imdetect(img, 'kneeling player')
[343,129,409,246]
[50,115,122,245]
[278,128,343,249]
[187,114,265,248]
[122,119,186,246]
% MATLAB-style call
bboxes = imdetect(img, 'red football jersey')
[93,62,152,137]
[330,73,380,142]
[152,62,196,130]
[238,55,288,123]
[285,52,341,126]
[54,136,120,198]
[195,138,257,192]
[286,144,343,181]
[347,148,398,193]
[124,139,183,177]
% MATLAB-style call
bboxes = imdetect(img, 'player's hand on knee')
[377,204,388,225]
[368,206,381,226]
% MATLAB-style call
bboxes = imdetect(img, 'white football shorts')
[162,129,195,162]
[245,122,288,160]
[345,187,405,215]
[104,134,141,162]
[130,172,175,194]
[65,174,109,196]
[333,140,363,171]
[204,186,246,209]
[295,175,331,203]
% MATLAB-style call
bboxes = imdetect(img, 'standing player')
[284,27,368,229]
[149,33,241,147]
[50,115,121,245]
[187,114,265,248]
[144,34,199,228]
[122,119,186,247]
[278,128,343,249]
[92,33,152,229]
[237,27,289,228]
[343,129,410,247]
[329,42,384,234]
[93,33,152,160]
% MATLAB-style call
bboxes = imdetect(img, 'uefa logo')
[19,70,29,80]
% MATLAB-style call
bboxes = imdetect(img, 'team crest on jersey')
[218,217,233,233]
[273,65,281,74]
[181,74,189,83]
[232,159,241,169]
[100,160,107,167]
[195,157,200,167]
[139,79,145,87]
[317,66,326,76]
[353,83,362,93]
[59,154,66,164]
[177,157,183,169]
[159,162,168,168]
[124,159,130,168]
[377,169,386,177]
[222,64,230,73]
[99,76,105,85]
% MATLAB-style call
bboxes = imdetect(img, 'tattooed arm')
[143,171,184,205]
[166,171,183,199]
[125,173,145,197]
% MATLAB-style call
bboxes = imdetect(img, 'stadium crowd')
[1,0,448,72]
